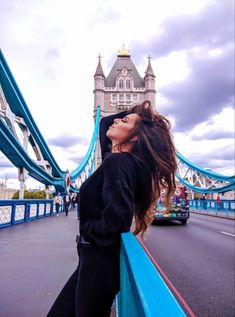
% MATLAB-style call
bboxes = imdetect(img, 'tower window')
[119,94,124,101]
[126,80,131,89]
[133,94,138,102]
[112,94,117,101]
[119,80,124,89]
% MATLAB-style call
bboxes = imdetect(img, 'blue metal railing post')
[117,232,187,317]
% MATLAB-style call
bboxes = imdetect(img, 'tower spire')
[94,53,105,77]
[145,54,155,78]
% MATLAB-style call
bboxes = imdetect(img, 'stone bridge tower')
[93,47,156,167]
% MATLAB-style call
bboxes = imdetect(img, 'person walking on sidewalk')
[63,192,71,216]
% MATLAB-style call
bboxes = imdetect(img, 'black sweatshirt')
[79,112,148,248]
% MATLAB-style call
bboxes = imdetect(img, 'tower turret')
[94,54,105,112]
[144,55,156,107]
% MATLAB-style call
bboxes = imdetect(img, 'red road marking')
[137,237,197,317]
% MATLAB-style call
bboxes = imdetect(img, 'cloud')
[159,46,234,131]
[187,145,235,174]
[68,154,85,165]
[191,129,234,141]
[128,0,234,133]
[131,0,234,61]
[47,135,89,148]
[0,170,17,179]
[0,155,15,168]
[190,145,234,162]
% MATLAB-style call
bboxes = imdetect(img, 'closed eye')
[122,117,129,123]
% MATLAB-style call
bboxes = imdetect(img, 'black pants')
[46,242,119,317]
[64,204,69,216]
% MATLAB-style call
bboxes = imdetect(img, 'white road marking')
[220,231,235,237]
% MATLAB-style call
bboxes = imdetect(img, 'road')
[143,213,235,317]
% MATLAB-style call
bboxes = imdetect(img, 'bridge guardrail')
[189,199,235,216]
[0,199,54,228]
[117,232,187,317]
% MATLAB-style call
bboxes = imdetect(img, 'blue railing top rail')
[177,151,235,183]
[121,232,187,316]
[0,199,53,204]
[70,106,100,182]
[0,49,65,179]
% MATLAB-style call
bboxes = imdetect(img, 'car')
[152,187,190,225]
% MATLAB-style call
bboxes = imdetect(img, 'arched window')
[119,80,124,89]
[126,79,131,89]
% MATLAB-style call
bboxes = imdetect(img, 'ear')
[130,135,138,142]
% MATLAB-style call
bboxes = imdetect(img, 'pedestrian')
[216,194,221,210]
[54,192,62,216]
[46,100,177,317]
[63,192,71,216]
[201,194,207,210]
[71,193,77,210]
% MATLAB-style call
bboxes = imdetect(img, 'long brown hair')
[118,100,177,236]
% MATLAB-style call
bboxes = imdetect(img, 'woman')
[47,100,177,317]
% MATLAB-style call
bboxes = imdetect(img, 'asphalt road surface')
[143,213,235,317]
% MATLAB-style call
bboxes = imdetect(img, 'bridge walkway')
[0,211,116,317]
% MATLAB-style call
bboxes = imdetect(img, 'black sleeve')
[80,154,135,247]
[99,111,127,160]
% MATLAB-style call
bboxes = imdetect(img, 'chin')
[106,130,113,140]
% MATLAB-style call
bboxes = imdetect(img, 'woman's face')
[106,113,140,149]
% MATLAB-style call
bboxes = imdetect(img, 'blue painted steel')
[0,49,65,179]
[177,174,235,193]
[118,232,187,317]
[70,106,100,181]
[177,152,235,183]
[0,199,54,228]
[0,118,65,189]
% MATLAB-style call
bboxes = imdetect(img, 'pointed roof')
[105,49,144,87]
[94,54,105,77]
[145,55,155,78]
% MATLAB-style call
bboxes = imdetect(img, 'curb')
[190,210,235,220]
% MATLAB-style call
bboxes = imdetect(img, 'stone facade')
[93,48,156,167]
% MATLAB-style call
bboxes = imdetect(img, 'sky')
[0,0,234,190]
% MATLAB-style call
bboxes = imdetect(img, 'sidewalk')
[0,210,116,317]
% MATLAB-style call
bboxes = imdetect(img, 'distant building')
[0,182,17,200]
[93,47,156,166]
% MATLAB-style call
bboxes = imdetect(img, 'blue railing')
[117,232,187,317]
[189,199,235,216]
[70,106,100,183]
[0,199,55,228]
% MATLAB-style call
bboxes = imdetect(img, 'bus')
[152,186,190,225]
